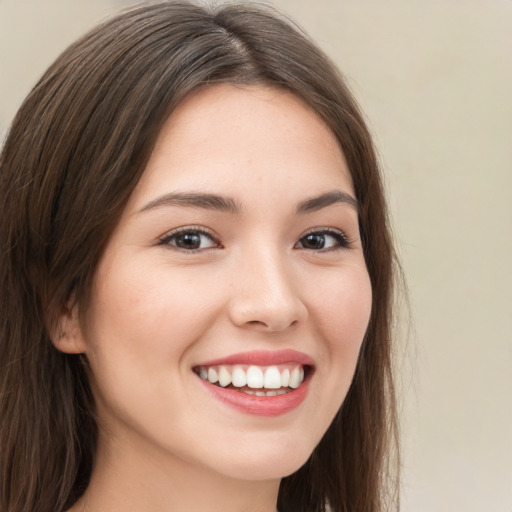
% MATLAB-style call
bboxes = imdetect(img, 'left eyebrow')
[296,190,358,214]
[137,192,241,214]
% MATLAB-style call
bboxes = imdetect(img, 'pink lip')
[196,375,311,417]
[197,349,315,367]
[194,350,314,417]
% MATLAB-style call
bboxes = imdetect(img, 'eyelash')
[295,228,353,252]
[158,226,221,253]
[157,226,353,253]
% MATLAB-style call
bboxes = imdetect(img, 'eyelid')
[157,225,222,250]
[155,225,354,252]
[296,227,354,250]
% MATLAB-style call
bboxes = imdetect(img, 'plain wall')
[1,1,511,510]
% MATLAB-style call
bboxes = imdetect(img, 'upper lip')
[196,349,315,367]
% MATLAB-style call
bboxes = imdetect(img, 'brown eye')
[174,232,203,250]
[161,229,218,251]
[295,229,351,251]
[300,233,327,250]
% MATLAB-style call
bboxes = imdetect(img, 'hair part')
[0,2,400,511]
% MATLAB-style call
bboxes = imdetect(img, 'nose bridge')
[228,243,307,331]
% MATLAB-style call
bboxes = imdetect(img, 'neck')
[69,428,280,512]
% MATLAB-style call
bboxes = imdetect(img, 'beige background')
[1,1,511,510]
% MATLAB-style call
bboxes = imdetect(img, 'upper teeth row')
[197,365,305,389]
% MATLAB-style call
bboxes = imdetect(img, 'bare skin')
[61,84,371,512]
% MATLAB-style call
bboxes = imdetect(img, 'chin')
[209,440,315,482]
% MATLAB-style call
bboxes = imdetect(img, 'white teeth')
[280,368,290,387]
[243,388,291,396]
[246,366,264,389]
[198,363,307,391]
[263,366,282,389]
[231,366,247,387]
[289,367,301,389]
[218,366,231,387]
[207,367,218,384]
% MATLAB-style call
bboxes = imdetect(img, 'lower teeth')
[240,388,289,396]
[207,382,292,396]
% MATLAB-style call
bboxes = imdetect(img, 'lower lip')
[197,376,311,417]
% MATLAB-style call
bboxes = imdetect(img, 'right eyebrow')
[137,192,241,214]
[296,190,359,214]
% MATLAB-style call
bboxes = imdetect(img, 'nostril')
[244,318,299,331]
[244,320,267,329]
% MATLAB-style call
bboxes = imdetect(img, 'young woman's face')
[75,84,372,481]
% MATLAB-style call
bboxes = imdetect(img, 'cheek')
[308,266,372,358]
[81,258,227,437]
[292,265,372,446]
[82,257,223,389]
[309,266,371,408]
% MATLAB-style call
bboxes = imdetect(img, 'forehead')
[128,84,353,212]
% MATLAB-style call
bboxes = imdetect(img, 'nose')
[228,250,308,332]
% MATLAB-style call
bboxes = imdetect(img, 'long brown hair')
[0,2,399,511]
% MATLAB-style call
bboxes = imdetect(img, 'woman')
[0,2,399,511]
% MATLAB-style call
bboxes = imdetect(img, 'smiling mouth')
[193,364,310,396]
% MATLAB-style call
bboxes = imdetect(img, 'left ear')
[49,301,88,354]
